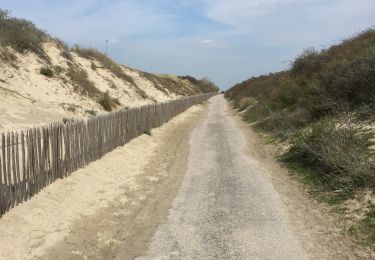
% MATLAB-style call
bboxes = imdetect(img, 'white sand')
[0,105,202,260]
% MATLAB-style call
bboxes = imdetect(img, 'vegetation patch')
[54,38,73,61]
[226,29,375,192]
[85,109,97,116]
[0,47,18,66]
[40,66,54,77]
[66,65,101,98]
[72,46,134,84]
[178,75,220,94]
[98,91,120,112]
[0,9,50,62]
[63,117,75,124]
[72,46,151,99]
[283,119,374,193]
[144,130,152,136]
[238,97,257,112]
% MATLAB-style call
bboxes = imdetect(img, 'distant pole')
[105,39,109,55]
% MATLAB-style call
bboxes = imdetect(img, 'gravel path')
[138,95,310,259]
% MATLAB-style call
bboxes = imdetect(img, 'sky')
[1,0,374,89]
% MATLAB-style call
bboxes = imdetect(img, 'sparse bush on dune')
[40,66,54,77]
[0,9,50,61]
[54,38,73,61]
[98,91,120,111]
[238,97,257,111]
[197,77,220,93]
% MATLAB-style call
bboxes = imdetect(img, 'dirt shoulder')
[228,106,375,259]
[0,103,208,260]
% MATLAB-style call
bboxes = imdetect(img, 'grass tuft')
[40,66,54,77]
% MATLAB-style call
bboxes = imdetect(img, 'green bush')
[282,120,375,191]
[144,130,152,136]
[40,66,54,77]
[226,29,375,134]
[291,47,325,77]
[0,9,49,61]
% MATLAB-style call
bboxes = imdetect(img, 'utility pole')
[105,39,109,55]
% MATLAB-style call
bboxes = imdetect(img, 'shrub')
[85,109,97,116]
[53,65,64,75]
[197,77,220,93]
[356,101,375,121]
[226,29,375,136]
[238,97,257,111]
[178,75,220,93]
[98,91,116,111]
[91,62,97,70]
[54,38,72,61]
[63,118,75,124]
[40,66,54,77]
[144,130,152,136]
[0,9,49,61]
[291,47,325,77]
[282,119,375,191]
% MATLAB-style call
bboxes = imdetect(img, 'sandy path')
[0,103,207,260]
[136,95,366,259]
[138,95,309,259]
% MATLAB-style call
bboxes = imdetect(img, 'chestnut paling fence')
[0,93,216,216]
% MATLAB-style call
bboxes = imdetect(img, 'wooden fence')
[0,93,216,216]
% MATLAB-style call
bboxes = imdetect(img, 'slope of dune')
[0,40,215,133]
[0,9,219,133]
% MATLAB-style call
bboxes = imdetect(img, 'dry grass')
[238,97,257,111]
[66,65,102,98]
[98,91,116,111]
[72,46,134,84]
[72,46,150,99]
[283,119,375,192]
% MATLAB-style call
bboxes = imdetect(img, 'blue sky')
[1,0,375,89]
